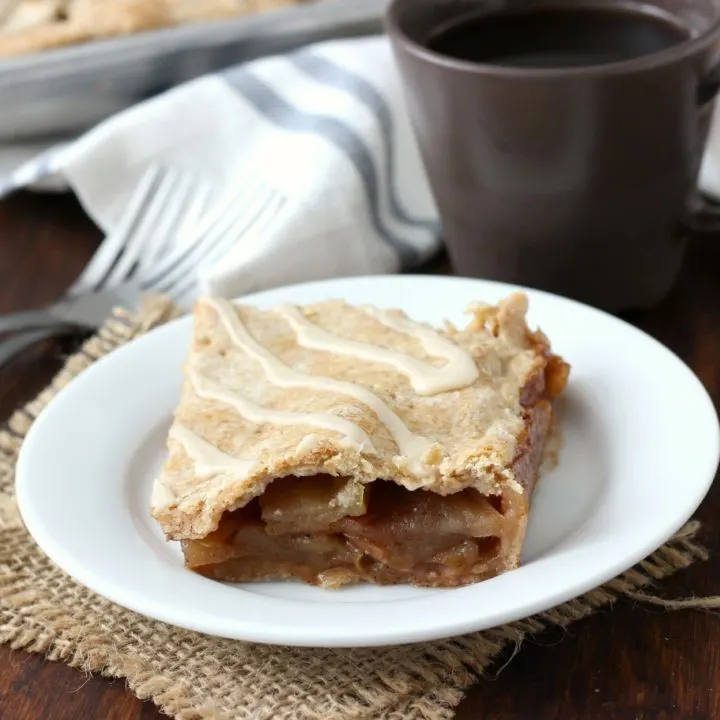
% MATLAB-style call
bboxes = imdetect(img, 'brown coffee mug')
[386,0,720,310]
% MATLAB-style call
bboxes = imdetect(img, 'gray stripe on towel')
[290,50,439,235]
[223,67,420,268]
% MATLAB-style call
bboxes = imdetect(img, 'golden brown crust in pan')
[0,0,302,57]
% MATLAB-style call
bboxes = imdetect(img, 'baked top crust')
[152,293,568,541]
[0,0,302,57]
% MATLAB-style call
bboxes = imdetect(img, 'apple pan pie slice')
[152,293,569,588]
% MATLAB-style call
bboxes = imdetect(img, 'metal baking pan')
[0,0,386,141]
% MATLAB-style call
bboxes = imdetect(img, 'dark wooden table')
[1,191,719,720]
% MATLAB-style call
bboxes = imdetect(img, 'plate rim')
[15,274,720,647]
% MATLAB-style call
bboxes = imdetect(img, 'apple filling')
[182,475,516,588]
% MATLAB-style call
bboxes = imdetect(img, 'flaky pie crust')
[153,294,566,542]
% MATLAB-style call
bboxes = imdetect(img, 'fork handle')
[0,326,81,370]
[0,308,81,335]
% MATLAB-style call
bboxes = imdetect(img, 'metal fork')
[0,174,285,368]
[0,164,209,337]
[135,172,287,306]
[0,163,210,365]
[69,164,213,296]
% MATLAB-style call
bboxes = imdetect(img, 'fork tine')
[171,194,288,307]
[128,167,194,269]
[150,184,277,296]
[164,178,215,255]
[137,181,250,289]
[188,176,266,244]
[197,191,286,276]
[163,190,286,303]
[68,164,162,296]
[140,177,271,294]
[132,170,214,272]
[103,166,189,287]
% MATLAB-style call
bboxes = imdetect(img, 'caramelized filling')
[183,477,509,587]
[260,474,367,535]
[182,358,562,588]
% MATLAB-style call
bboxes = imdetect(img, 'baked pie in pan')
[0,0,306,57]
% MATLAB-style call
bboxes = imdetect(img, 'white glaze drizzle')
[169,423,257,478]
[152,424,259,512]
[151,481,176,510]
[275,304,479,395]
[205,297,434,470]
[361,305,480,384]
[294,433,321,456]
[188,368,376,453]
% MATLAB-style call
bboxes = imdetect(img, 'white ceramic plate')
[16,276,720,647]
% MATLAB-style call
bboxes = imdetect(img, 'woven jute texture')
[0,299,710,720]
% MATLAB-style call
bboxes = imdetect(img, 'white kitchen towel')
[0,35,441,299]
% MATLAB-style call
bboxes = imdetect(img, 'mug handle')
[683,193,720,234]
[698,56,720,106]
[687,59,720,233]
[697,65,720,107]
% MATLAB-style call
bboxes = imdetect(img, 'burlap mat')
[0,299,710,720]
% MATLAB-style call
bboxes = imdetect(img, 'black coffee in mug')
[428,6,690,68]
